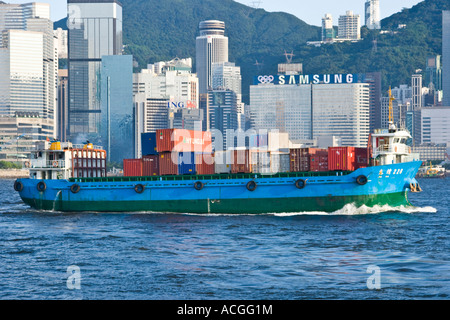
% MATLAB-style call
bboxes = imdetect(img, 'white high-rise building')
[338,11,361,40]
[421,107,450,145]
[250,76,370,147]
[133,59,199,109]
[133,59,201,156]
[312,83,370,147]
[0,2,57,148]
[196,20,228,94]
[322,13,335,42]
[212,62,241,96]
[442,11,450,106]
[365,0,381,30]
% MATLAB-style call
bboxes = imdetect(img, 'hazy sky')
[4,0,422,26]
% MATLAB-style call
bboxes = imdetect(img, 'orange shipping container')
[156,129,212,153]
[158,152,178,176]
[195,153,215,175]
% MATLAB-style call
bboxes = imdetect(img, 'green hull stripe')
[23,192,410,214]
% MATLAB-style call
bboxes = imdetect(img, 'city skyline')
[4,0,423,26]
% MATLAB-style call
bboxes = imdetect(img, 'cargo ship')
[14,126,423,214]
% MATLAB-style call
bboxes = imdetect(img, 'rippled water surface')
[0,177,448,300]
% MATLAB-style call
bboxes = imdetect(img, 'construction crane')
[388,86,396,132]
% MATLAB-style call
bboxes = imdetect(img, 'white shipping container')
[270,152,290,173]
[214,150,232,174]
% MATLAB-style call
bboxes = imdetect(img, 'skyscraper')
[442,11,450,106]
[365,0,381,30]
[0,2,57,161]
[67,0,123,142]
[195,20,228,94]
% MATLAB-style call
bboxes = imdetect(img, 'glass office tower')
[67,0,123,142]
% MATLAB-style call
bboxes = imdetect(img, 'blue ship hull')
[15,161,422,214]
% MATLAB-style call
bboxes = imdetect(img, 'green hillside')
[56,0,448,102]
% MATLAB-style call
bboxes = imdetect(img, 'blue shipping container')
[141,132,158,156]
[177,152,196,175]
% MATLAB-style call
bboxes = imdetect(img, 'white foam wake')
[272,203,438,217]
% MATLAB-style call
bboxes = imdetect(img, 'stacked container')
[142,155,159,176]
[156,129,212,153]
[141,132,158,156]
[195,153,215,175]
[214,150,232,174]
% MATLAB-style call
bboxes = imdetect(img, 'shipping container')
[270,152,290,173]
[250,150,271,174]
[177,152,196,175]
[214,150,232,174]
[328,146,356,171]
[309,153,329,172]
[142,155,159,176]
[289,148,326,172]
[159,152,178,176]
[355,147,369,169]
[123,159,143,177]
[195,153,215,175]
[156,129,212,153]
[141,132,158,156]
[231,149,252,174]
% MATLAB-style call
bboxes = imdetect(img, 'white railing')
[375,144,410,154]
[25,160,66,169]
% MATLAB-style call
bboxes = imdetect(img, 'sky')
[4,0,423,26]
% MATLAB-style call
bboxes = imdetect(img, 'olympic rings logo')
[258,75,274,83]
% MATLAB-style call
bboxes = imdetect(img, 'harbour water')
[0,177,448,300]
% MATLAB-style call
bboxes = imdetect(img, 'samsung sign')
[254,74,360,85]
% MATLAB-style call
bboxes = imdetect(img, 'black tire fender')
[134,184,145,194]
[14,180,24,192]
[356,175,368,185]
[37,181,46,192]
[246,180,257,192]
[70,184,81,194]
[295,179,306,189]
[194,181,204,191]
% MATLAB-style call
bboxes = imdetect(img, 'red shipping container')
[328,147,356,171]
[159,152,178,176]
[142,155,159,176]
[156,129,212,153]
[231,149,252,174]
[195,153,215,175]
[123,159,143,177]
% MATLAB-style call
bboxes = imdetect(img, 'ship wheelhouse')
[25,141,107,180]
[371,127,419,166]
